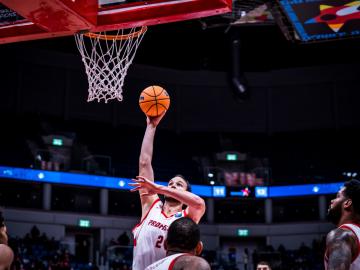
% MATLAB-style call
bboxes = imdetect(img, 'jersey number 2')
[155,235,164,248]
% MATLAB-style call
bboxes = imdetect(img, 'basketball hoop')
[75,26,147,103]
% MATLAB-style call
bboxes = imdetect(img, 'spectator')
[117,232,130,246]
[252,249,258,267]
[256,261,271,270]
[30,226,40,240]
[242,248,249,270]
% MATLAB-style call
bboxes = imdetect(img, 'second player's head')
[328,179,360,225]
[165,217,202,255]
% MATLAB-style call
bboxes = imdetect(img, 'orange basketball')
[139,85,170,117]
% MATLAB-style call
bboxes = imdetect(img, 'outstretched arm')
[326,228,358,270]
[138,112,166,220]
[130,176,206,223]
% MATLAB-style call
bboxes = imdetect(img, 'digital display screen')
[224,171,264,187]
[269,182,343,197]
[0,166,344,198]
[212,186,226,197]
[0,166,217,198]
[228,186,255,198]
[278,0,360,42]
[255,186,269,198]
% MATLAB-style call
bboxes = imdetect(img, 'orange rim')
[84,26,147,40]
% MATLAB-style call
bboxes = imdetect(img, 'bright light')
[208,173,214,178]
[3,170,13,176]
[210,180,215,185]
[226,154,238,161]
[118,180,125,187]
[313,186,319,193]
[237,229,249,237]
[38,173,45,179]
[347,172,352,177]
[353,173,357,177]
[79,219,91,228]
[52,138,63,146]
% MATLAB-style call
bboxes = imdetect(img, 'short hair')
[344,179,360,215]
[174,174,192,193]
[257,261,271,268]
[166,217,199,252]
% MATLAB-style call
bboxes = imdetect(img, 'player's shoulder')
[0,244,14,266]
[173,255,210,270]
[149,197,162,208]
[144,197,163,214]
[326,226,357,246]
[0,244,13,255]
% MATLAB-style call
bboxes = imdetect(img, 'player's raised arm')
[138,112,166,218]
[130,176,206,223]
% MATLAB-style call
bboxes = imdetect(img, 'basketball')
[139,85,170,117]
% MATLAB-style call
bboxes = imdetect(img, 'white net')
[75,27,147,103]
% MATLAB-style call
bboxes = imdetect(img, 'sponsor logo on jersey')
[174,212,183,218]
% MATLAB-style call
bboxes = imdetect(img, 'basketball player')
[0,211,14,270]
[325,179,360,270]
[130,112,206,270]
[256,261,272,270]
[144,217,210,270]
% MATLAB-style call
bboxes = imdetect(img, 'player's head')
[168,175,191,192]
[328,179,360,224]
[165,175,191,203]
[165,217,202,255]
[256,261,272,270]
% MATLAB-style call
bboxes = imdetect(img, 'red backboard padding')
[0,0,231,43]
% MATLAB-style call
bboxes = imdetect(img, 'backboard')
[0,0,232,44]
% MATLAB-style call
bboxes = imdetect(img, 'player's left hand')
[129,176,160,196]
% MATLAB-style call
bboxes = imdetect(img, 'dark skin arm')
[326,228,358,270]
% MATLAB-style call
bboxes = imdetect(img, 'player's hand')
[129,176,160,196]
[147,110,167,127]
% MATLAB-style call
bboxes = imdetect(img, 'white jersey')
[325,223,360,270]
[144,253,187,270]
[132,198,187,270]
